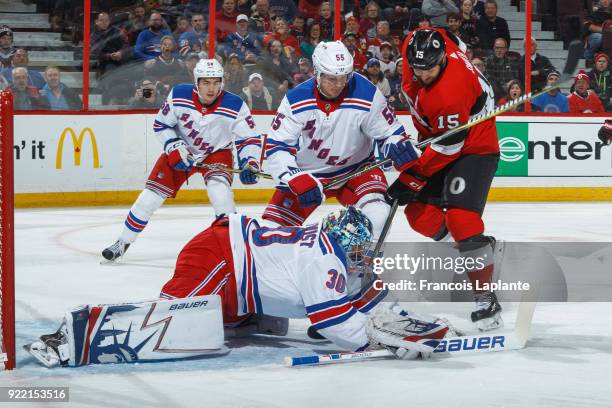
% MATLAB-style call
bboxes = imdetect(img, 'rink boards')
[12,113,612,207]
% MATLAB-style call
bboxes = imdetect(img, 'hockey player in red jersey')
[388,28,503,331]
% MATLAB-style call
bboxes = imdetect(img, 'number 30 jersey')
[265,74,407,184]
[153,84,261,162]
[227,214,387,351]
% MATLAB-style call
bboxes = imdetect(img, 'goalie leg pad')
[27,296,228,367]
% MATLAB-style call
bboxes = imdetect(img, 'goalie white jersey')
[265,74,407,184]
[153,84,261,161]
[227,214,388,351]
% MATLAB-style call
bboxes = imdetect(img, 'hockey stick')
[193,162,274,180]
[324,44,583,191]
[285,297,537,367]
[361,199,399,289]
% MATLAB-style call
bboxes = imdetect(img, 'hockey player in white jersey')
[261,41,420,239]
[26,208,449,367]
[102,59,262,261]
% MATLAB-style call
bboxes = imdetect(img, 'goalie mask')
[194,58,224,98]
[322,206,373,271]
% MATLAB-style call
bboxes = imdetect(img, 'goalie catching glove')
[365,307,449,359]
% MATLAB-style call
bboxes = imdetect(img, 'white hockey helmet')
[312,40,354,83]
[194,58,224,96]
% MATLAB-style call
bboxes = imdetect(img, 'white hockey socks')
[206,176,236,216]
[120,189,165,244]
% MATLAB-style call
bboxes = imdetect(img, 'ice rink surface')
[2,202,612,407]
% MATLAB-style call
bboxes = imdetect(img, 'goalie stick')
[285,298,537,367]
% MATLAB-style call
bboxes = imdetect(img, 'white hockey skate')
[101,239,130,261]
[23,323,70,368]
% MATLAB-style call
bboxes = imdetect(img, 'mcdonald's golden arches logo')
[56,127,100,169]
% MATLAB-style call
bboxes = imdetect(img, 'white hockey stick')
[285,299,537,367]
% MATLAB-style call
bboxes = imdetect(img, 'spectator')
[216,0,240,42]
[224,14,261,64]
[292,57,314,85]
[421,0,459,28]
[177,52,200,83]
[367,21,393,58]
[388,57,408,110]
[178,14,208,56]
[9,67,49,110]
[40,66,81,110]
[471,56,486,73]
[378,42,396,77]
[460,0,481,48]
[269,0,298,21]
[485,37,519,101]
[317,1,334,41]
[291,15,306,42]
[518,37,555,93]
[144,35,184,91]
[417,15,432,28]
[0,25,15,67]
[588,53,611,110]
[476,0,510,52]
[124,4,148,45]
[345,16,361,38]
[264,17,301,59]
[444,13,472,48]
[531,70,569,113]
[237,0,256,15]
[224,53,249,94]
[568,71,606,113]
[249,0,275,36]
[241,72,275,110]
[359,1,381,40]
[298,0,323,20]
[257,38,293,101]
[1,48,45,89]
[90,12,130,76]
[463,0,485,19]
[128,78,163,109]
[134,12,172,61]
[497,79,525,112]
[343,31,368,71]
[173,15,191,42]
[300,22,322,60]
[364,58,391,97]
[583,0,611,65]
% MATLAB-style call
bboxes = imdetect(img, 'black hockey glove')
[386,169,427,205]
[598,119,612,146]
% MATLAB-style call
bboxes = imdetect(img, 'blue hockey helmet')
[322,206,373,268]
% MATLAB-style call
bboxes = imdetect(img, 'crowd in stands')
[0,0,609,112]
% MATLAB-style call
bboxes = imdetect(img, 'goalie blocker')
[24,296,228,368]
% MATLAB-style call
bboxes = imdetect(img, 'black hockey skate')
[102,239,130,261]
[471,291,503,331]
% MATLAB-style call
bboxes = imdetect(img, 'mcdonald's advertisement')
[11,114,612,200]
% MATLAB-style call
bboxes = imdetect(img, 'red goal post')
[0,90,15,370]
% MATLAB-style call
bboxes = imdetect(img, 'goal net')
[0,90,15,370]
